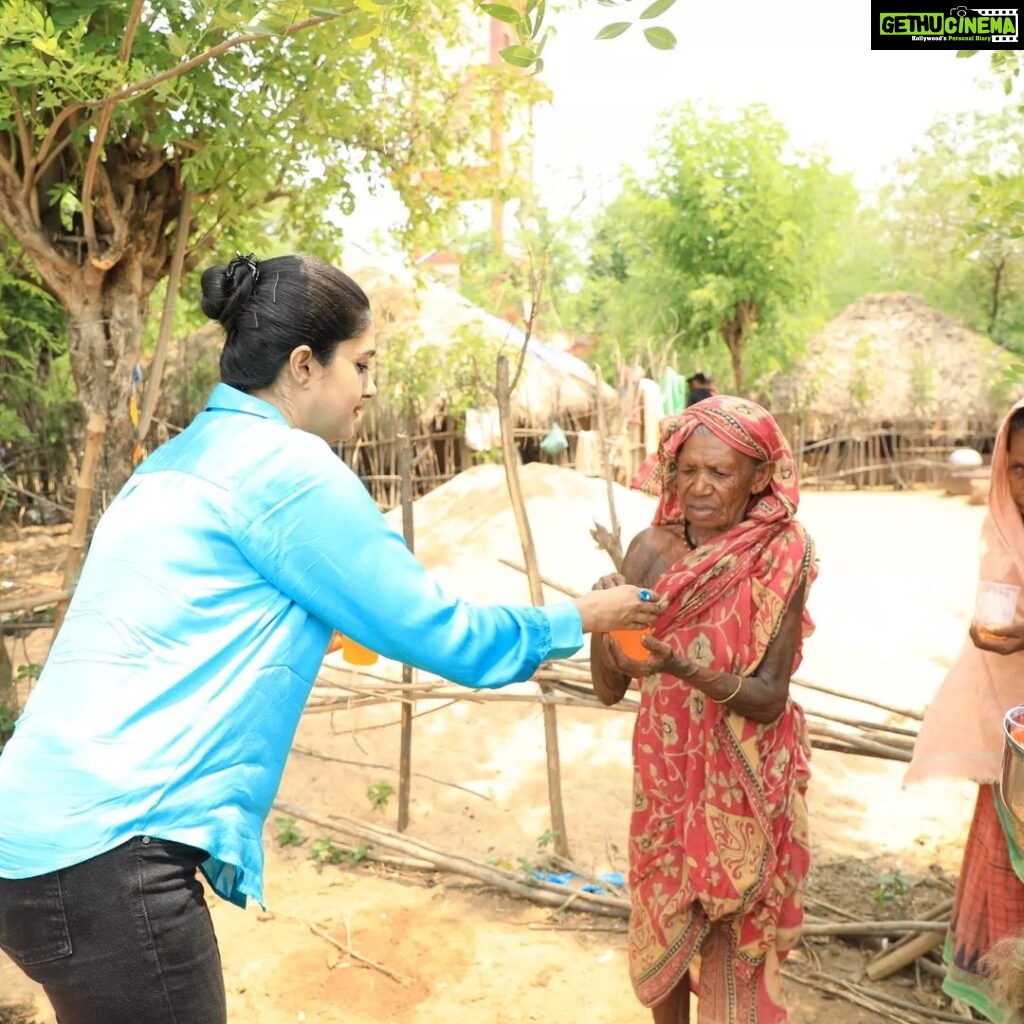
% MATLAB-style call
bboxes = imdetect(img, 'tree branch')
[6,88,32,182]
[82,13,345,112]
[82,0,145,257]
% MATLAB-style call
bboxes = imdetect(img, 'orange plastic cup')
[326,631,379,666]
[609,627,652,661]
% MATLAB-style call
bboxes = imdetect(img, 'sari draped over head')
[628,396,816,1023]
[907,398,1024,786]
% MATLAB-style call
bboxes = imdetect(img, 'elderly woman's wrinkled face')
[675,428,774,540]
[1008,428,1024,519]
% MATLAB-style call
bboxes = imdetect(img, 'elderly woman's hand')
[605,633,702,680]
[970,620,1024,655]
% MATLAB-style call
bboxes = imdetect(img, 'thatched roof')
[351,263,616,425]
[771,293,1013,420]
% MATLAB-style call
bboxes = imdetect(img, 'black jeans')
[0,836,226,1024]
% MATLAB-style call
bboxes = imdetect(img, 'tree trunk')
[65,265,150,505]
[988,256,1006,339]
[721,319,745,395]
[719,299,760,396]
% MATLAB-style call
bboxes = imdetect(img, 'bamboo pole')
[865,930,945,981]
[51,412,107,641]
[592,365,623,571]
[397,431,415,833]
[792,677,925,721]
[802,919,947,937]
[865,896,954,982]
[496,354,569,859]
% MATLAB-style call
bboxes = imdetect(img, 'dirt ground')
[0,468,990,1023]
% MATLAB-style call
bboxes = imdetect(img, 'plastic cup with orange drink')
[326,631,379,666]
[608,587,655,661]
[975,581,1020,642]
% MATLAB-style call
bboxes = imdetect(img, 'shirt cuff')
[544,602,584,661]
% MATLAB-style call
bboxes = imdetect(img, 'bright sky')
[532,0,1012,214]
[339,0,1013,252]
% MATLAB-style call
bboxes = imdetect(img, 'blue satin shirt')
[0,384,583,906]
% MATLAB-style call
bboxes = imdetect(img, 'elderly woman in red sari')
[591,396,816,1024]
[907,400,1024,1021]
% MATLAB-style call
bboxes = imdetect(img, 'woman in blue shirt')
[0,252,661,1024]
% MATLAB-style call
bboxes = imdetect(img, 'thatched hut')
[769,293,1017,487]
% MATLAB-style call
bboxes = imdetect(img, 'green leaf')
[596,21,631,39]
[643,25,676,48]
[956,49,979,58]
[499,44,537,68]
[640,0,677,19]
[479,4,523,24]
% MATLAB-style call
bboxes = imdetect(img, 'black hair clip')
[225,251,260,290]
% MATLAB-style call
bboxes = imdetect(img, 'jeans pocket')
[0,871,73,966]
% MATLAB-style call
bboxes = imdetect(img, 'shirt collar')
[205,383,289,425]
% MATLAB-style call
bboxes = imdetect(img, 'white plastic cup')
[975,581,1020,632]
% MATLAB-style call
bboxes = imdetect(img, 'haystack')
[772,293,1013,421]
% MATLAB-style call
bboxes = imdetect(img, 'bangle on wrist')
[711,674,743,704]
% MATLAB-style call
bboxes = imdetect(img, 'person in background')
[908,399,1024,1022]
[685,373,716,407]
[0,252,662,1024]
[592,396,816,1023]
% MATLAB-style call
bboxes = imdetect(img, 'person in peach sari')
[907,400,1024,1022]
[591,396,817,1024]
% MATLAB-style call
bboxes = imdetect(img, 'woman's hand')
[592,572,626,591]
[574,585,665,634]
[970,620,1024,655]
[604,632,702,680]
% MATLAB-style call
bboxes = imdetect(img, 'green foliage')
[310,837,368,867]
[873,107,1024,351]
[578,103,857,393]
[593,0,678,50]
[366,779,395,812]
[454,203,587,343]
[0,0,545,488]
[0,241,80,513]
[14,663,42,685]
[871,869,911,914]
[274,816,303,847]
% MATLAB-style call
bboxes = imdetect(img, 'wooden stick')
[396,431,415,834]
[802,920,947,937]
[305,921,412,986]
[865,930,945,981]
[0,588,72,615]
[273,800,628,918]
[783,967,974,1024]
[782,968,926,1024]
[496,354,569,860]
[593,364,623,571]
[51,412,107,641]
[803,709,919,740]
[866,896,953,977]
[806,723,914,761]
[792,677,924,721]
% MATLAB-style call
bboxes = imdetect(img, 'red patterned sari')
[629,397,816,1023]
